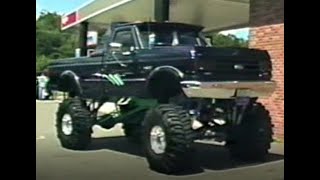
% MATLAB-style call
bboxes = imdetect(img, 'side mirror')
[121,46,136,56]
[109,42,122,52]
[89,49,105,57]
[109,42,135,56]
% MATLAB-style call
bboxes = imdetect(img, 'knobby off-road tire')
[227,103,273,161]
[142,104,194,174]
[56,97,93,150]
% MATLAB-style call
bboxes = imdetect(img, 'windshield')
[138,28,209,48]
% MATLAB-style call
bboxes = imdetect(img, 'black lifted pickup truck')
[46,22,276,174]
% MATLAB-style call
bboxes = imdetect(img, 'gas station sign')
[61,12,78,29]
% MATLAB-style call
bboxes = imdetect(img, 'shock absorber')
[233,97,251,125]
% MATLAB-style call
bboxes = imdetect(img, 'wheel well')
[147,68,182,102]
[59,71,82,97]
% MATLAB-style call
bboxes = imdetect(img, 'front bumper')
[181,81,276,99]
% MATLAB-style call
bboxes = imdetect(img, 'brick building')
[249,0,284,139]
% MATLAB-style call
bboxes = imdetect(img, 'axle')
[95,98,158,129]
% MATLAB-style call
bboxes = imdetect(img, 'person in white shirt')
[37,73,49,100]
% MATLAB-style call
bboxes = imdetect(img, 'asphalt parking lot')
[36,100,284,180]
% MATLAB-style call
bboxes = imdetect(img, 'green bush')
[36,11,78,65]
[211,34,248,48]
[36,55,50,73]
[204,32,249,48]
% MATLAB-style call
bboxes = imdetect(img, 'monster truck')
[46,22,276,174]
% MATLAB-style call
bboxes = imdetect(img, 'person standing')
[37,73,49,100]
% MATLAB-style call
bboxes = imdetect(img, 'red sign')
[61,12,78,29]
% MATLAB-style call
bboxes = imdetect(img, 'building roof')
[61,0,249,32]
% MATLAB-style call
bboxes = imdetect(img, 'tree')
[36,11,78,72]
[210,33,248,48]
[36,55,50,73]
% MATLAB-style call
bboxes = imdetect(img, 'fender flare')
[147,66,184,100]
[147,66,184,81]
[59,70,82,96]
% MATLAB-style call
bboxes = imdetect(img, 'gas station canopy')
[61,0,249,32]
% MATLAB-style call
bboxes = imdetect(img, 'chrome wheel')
[150,125,166,154]
[61,114,73,135]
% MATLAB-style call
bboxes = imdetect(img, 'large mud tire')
[142,104,194,174]
[227,103,273,161]
[56,97,93,150]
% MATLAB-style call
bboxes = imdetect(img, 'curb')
[36,100,62,103]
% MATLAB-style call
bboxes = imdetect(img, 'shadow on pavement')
[86,136,284,175]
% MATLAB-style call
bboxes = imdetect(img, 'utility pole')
[154,0,170,22]
[79,21,88,56]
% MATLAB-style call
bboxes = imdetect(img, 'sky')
[219,28,249,40]
[36,0,249,40]
[36,0,88,17]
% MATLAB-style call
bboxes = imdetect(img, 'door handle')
[121,72,134,77]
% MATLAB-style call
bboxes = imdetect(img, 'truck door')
[100,26,145,97]
[104,26,138,77]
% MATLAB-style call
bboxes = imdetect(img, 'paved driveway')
[36,101,284,180]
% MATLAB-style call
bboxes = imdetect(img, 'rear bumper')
[180,80,276,99]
